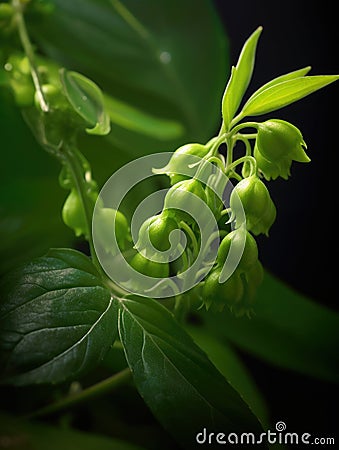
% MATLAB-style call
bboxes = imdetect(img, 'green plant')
[1,1,338,449]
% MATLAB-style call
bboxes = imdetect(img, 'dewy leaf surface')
[0,248,117,385]
[117,295,263,449]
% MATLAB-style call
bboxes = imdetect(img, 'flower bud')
[202,268,244,312]
[62,189,88,238]
[130,252,169,278]
[153,143,209,185]
[255,119,310,180]
[164,178,207,224]
[233,261,264,317]
[94,207,131,254]
[217,226,258,271]
[230,175,276,236]
[135,212,178,254]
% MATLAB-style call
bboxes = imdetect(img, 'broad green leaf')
[0,248,117,385]
[117,295,263,449]
[222,26,262,130]
[0,412,146,450]
[239,75,339,118]
[104,94,184,140]
[198,272,339,382]
[187,326,269,429]
[29,0,228,143]
[60,69,110,135]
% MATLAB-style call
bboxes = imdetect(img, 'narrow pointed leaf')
[244,66,311,104]
[0,248,117,385]
[222,26,262,129]
[240,75,339,117]
[117,295,263,449]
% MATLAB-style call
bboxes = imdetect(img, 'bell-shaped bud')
[233,261,264,317]
[217,226,258,271]
[153,143,209,185]
[94,207,131,254]
[130,252,169,278]
[230,175,276,236]
[135,211,178,254]
[255,119,310,180]
[164,178,207,224]
[202,268,244,312]
[62,189,89,238]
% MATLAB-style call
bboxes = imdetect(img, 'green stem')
[226,155,257,177]
[12,0,48,112]
[236,135,253,157]
[179,221,199,257]
[63,143,98,263]
[25,368,132,419]
[230,121,259,136]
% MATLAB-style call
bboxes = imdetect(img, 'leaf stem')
[12,0,48,112]
[25,368,132,419]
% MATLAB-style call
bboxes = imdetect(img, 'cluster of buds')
[125,114,310,316]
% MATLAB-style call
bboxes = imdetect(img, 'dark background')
[214,0,338,440]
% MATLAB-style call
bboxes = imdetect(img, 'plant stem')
[63,143,99,265]
[12,0,48,112]
[25,368,132,419]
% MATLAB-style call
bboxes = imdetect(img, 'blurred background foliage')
[0,0,228,274]
[0,0,338,448]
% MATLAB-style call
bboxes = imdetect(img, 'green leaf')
[222,26,262,130]
[60,69,111,135]
[186,326,269,429]
[0,248,117,385]
[104,94,184,140]
[198,272,339,382]
[239,75,339,117]
[29,0,228,143]
[0,412,147,450]
[244,66,311,104]
[117,295,263,449]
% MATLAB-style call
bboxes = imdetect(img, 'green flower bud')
[217,226,258,271]
[164,178,207,224]
[135,211,178,253]
[233,260,264,317]
[202,268,244,312]
[130,252,169,278]
[62,189,88,238]
[255,119,310,180]
[230,175,276,236]
[94,207,131,254]
[153,143,209,185]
